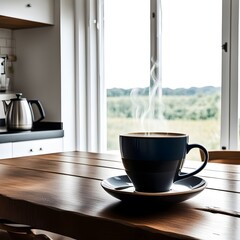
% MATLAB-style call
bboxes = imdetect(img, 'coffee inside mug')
[119,132,208,192]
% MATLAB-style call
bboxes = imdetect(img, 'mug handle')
[175,144,208,181]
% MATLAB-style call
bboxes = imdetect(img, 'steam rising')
[131,60,167,132]
[131,0,166,133]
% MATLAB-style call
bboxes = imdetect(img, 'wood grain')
[0,16,52,29]
[0,152,238,239]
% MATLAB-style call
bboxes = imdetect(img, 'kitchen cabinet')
[0,0,54,29]
[0,122,64,159]
[12,138,63,158]
[0,138,63,159]
[0,143,12,159]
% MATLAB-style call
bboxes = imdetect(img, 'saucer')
[101,175,207,203]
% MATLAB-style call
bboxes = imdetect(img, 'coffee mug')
[119,132,208,192]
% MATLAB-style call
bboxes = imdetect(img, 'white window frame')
[221,0,239,149]
[75,0,239,152]
[75,0,106,152]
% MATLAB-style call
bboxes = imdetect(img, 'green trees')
[107,87,220,121]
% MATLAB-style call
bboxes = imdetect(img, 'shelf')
[0,16,52,29]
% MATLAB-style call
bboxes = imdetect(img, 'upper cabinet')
[0,0,54,29]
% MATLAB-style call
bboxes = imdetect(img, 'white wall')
[13,6,61,121]
[13,0,76,151]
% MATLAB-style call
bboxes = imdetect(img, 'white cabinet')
[0,138,63,159]
[0,143,12,159]
[0,0,54,25]
[12,138,63,158]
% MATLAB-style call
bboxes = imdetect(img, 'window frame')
[76,0,239,152]
[221,0,239,149]
[75,0,106,152]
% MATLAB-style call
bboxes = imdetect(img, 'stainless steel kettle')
[2,93,45,130]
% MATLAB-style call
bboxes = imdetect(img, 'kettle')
[2,93,45,130]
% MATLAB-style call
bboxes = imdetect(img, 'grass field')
[107,118,220,160]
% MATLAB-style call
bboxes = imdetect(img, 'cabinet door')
[12,138,63,157]
[0,0,54,25]
[0,143,12,159]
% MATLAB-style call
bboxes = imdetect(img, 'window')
[76,0,239,154]
[104,0,150,152]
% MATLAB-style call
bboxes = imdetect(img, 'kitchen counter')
[0,122,64,143]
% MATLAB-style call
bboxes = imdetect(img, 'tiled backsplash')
[0,29,15,120]
[0,28,15,55]
[0,28,15,86]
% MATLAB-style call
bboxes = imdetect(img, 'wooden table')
[0,151,239,240]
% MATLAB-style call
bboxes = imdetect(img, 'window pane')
[161,0,222,155]
[105,0,222,156]
[105,0,150,152]
[104,0,150,90]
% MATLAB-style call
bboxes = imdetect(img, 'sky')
[104,0,222,89]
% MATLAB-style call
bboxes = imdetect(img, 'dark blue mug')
[120,132,208,192]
